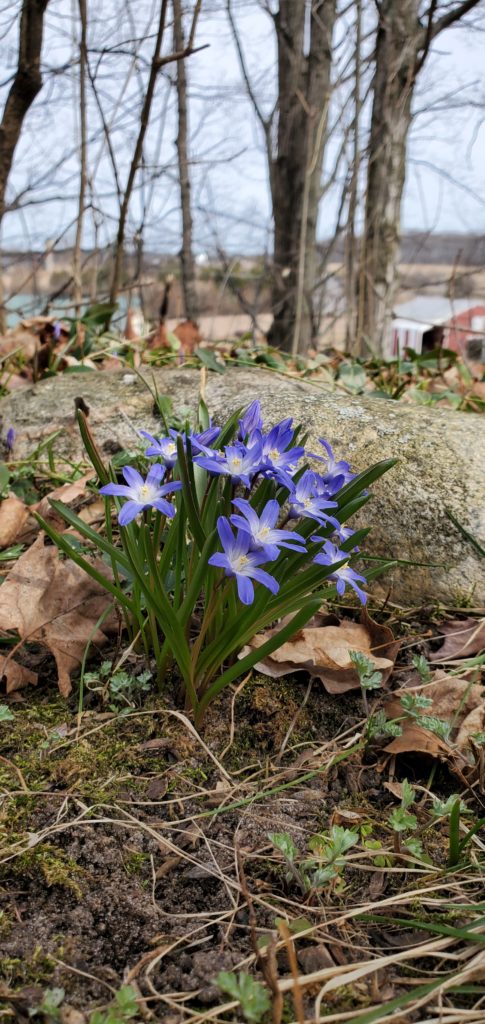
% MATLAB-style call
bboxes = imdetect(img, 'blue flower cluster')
[100,400,367,606]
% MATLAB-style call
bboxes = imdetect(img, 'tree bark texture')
[357,0,419,356]
[358,0,482,356]
[0,0,50,332]
[72,0,88,315]
[109,0,168,308]
[268,0,337,354]
[173,0,198,321]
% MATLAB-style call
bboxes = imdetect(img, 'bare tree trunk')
[358,0,418,356]
[268,0,337,354]
[109,0,169,308]
[109,0,203,310]
[345,0,361,354]
[173,0,198,321]
[358,0,482,356]
[0,0,50,332]
[72,0,88,315]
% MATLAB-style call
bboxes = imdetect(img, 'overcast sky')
[1,0,485,255]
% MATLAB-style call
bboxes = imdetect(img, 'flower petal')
[122,466,144,489]
[159,479,182,496]
[99,483,133,497]
[249,567,279,594]
[208,552,231,571]
[152,499,175,517]
[232,497,259,530]
[216,516,235,554]
[146,463,164,486]
[259,499,279,529]
[236,574,254,605]
[118,500,142,525]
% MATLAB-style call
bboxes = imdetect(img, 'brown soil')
[0,661,483,1024]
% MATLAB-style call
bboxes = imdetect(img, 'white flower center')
[269,448,280,461]
[259,526,270,538]
[235,554,249,570]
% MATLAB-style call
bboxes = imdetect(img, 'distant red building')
[388,297,485,360]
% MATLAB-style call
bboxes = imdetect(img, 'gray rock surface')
[1,366,484,605]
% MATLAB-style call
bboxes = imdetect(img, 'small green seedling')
[400,692,451,742]
[29,988,65,1021]
[412,654,432,682]
[432,795,469,819]
[389,779,419,856]
[269,826,358,895]
[0,704,14,722]
[366,707,402,740]
[216,971,270,1023]
[89,985,139,1024]
[349,650,383,714]
[82,660,152,710]
[308,825,359,889]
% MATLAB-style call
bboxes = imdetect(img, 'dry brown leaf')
[0,327,39,360]
[1,657,38,694]
[385,721,451,760]
[384,673,484,763]
[429,617,485,662]
[331,808,367,826]
[0,372,30,391]
[0,533,116,696]
[240,609,399,694]
[14,472,97,546]
[0,495,29,549]
[33,471,95,527]
[145,777,169,801]
[77,498,105,525]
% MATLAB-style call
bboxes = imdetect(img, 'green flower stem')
[195,598,322,725]
[176,438,205,551]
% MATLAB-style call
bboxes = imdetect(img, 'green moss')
[123,852,150,878]
[1,843,85,899]
[0,946,56,987]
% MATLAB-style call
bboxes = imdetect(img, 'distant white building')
[388,297,485,359]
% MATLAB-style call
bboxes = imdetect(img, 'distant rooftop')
[393,296,479,326]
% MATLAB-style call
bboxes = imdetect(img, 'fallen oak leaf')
[15,472,96,545]
[384,721,451,761]
[384,673,484,764]
[429,617,485,662]
[0,657,38,694]
[0,372,30,392]
[0,495,29,549]
[240,610,399,694]
[34,471,95,515]
[0,533,116,696]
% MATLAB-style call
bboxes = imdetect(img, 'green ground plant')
[38,399,395,726]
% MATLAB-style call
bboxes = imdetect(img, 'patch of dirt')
[0,650,484,1022]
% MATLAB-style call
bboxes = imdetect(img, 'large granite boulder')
[1,366,483,605]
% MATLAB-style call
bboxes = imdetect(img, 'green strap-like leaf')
[196,597,322,722]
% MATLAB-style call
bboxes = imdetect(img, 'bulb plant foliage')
[39,398,395,726]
